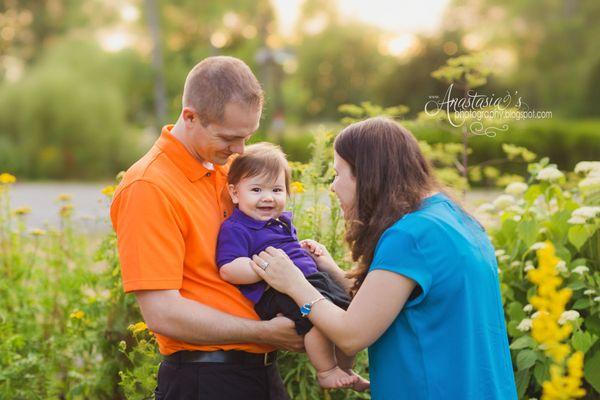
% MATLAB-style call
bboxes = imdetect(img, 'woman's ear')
[228,184,239,204]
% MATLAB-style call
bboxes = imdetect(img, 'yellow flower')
[30,228,47,236]
[60,204,74,217]
[528,242,585,400]
[70,310,85,319]
[14,206,31,216]
[0,173,16,184]
[101,185,116,197]
[57,193,72,202]
[128,321,147,334]
[291,181,305,194]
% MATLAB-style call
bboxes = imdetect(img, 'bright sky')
[273,0,450,36]
[272,0,451,56]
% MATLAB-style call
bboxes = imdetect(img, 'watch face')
[300,304,311,317]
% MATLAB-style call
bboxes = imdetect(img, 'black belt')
[163,350,277,366]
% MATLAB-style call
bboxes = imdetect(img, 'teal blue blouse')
[367,193,517,399]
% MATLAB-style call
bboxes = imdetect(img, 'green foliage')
[405,118,600,180]
[2,138,600,398]
[338,102,409,125]
[431,53,491,89]
[0,41,145,179]
[476,159,600,398]
[0,182,141,398]
[288,17,395,120]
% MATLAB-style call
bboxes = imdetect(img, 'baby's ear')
[228,184,239,204]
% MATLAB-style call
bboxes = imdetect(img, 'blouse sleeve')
[369,227,433,307]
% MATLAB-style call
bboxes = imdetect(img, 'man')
[110,56,303,399]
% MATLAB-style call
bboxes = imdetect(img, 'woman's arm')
[251,248,416,356]
[219,257,263,284]
[316,259,355,294]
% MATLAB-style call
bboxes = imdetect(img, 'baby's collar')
[230,207,293,230]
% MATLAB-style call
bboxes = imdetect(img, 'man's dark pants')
[154,359,290,400]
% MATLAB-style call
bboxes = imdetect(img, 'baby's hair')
[228,143,291,194]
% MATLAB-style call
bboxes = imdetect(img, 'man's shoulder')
[114,145,181,198]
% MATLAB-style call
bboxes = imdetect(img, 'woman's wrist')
[288,278,321,307]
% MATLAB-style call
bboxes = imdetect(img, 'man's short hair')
[227,143,291,195]
[183,56,264,125]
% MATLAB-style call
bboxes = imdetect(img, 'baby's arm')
[219,257,263,284]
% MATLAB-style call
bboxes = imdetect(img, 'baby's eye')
[273,188,283,192]
[251,188,261,192]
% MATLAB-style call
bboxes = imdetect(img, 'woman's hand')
[250,247,308,295]
[300,239,337,272]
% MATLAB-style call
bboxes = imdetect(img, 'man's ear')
[182,107,198,126]
[228,184,239,204]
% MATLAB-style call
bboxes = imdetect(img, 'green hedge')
[276,119,600,171]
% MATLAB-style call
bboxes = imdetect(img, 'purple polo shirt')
[216,208,319,304]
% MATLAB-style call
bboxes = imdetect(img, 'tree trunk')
[144,0,167,130]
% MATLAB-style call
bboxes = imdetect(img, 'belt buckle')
[264,352,273,366]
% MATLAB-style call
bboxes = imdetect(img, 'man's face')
[187,102,261,165]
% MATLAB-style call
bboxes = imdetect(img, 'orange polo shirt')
[110,125,274,355]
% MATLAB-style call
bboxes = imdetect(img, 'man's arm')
[135,289,304,352]
[219,257,263,284]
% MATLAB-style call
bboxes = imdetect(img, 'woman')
[250,117,517,399]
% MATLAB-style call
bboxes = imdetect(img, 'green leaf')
[585,316,600,335]
[515,368,531,399]
[510,336,536,350]
[568,225,593,250]
[533,360,550,386]
[572,298,592,310]
[507,320,524,338]
[517,220,538,249]
[524,184,542,204]
[584,340,600,393]
[569,281,586,290]
[516,349,537,370]
[572,331,595,353]
[508,302,526,322]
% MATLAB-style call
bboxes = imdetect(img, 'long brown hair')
[334,117,440,296]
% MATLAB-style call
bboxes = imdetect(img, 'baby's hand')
[300,239,327,257]
[300,239,336,271]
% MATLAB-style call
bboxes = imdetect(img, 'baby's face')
[229,170,287,221]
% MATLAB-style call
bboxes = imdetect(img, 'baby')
[216,143,369,391]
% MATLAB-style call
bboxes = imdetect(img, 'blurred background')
[0,0,599,198]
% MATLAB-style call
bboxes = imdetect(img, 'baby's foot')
[317,366,358,389]
[344,369,370,392]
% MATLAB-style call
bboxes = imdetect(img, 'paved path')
[8,182,501,233]
[8,182,112,233]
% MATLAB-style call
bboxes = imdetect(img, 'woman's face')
[331,151,357,219]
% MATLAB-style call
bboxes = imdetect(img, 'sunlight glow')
[273,0,450,37]
[98,30,132,53]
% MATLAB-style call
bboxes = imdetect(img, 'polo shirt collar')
[156,125,223,182]
[231,207,293,230]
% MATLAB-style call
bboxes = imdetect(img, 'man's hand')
[263,314,305,353]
